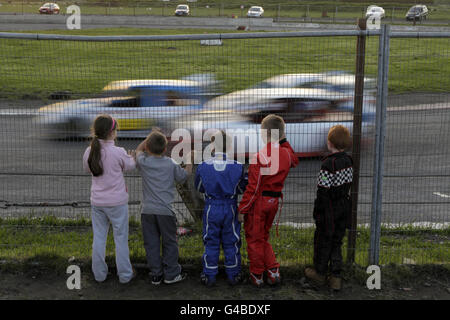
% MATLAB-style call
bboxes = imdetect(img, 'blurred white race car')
[171,87,375,157]
[252,71,376,120]
[252,72,376,94]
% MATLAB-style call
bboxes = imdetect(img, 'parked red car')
[39,3,60,14]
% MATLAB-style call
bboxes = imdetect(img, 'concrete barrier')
[0,13,274,27]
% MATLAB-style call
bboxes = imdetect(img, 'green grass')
[0,216,448,272]
[0,27,449,100]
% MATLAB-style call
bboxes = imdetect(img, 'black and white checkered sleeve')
[317,169,334,188]
[333,167,353,186]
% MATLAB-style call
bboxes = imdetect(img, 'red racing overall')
[238,139,298,275]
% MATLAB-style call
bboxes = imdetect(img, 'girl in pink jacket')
[82,114,136,284]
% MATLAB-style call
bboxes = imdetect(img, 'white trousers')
[91,204,133,283]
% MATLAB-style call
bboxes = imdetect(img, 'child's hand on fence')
[184,163,193,175]
[181,151,195,175]
[127,149,136,159]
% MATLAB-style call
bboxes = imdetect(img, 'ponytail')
[88,136,103,177]
[87,114,116,177]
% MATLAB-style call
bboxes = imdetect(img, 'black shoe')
[200,273,216,287]
[151,275,163,285]
[227,273,243,286]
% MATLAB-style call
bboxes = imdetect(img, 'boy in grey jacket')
[135,129,191,285]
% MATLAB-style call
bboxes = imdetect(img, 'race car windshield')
[178,6,187,9]
[250,8,261,11]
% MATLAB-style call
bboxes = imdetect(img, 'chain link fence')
[375,31,450,265]
[0,29,448,269]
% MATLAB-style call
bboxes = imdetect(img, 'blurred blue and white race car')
[36,78,219,139]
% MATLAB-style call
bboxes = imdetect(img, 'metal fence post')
[347,18,367,264]
[369,24,391,265]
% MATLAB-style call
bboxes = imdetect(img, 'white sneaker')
[164,273,187,284]
[266,267,281,285]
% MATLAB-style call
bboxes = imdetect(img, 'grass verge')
[0,28,449,100]
[0,216,448,274]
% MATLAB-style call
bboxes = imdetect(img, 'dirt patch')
[0,265,448,300]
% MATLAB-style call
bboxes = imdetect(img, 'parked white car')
[365,5,385,19]
[247,6,264,18]
[175,4,190,16]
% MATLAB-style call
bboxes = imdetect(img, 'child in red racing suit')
[238,114,298,287]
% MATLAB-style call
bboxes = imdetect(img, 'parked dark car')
[405,5,429,21]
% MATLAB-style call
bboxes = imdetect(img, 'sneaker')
[249,273,264,288]
[304,267,326,286]
[227,273,243,286]
[151,274,163,285]
[200,273,216,287]
[266,267,281,286]
[328,275,342,291]
[164,272,187,285]
[119,267,137,285]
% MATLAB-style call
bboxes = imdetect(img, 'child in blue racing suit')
[194,130,248,287]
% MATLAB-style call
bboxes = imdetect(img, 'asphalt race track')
[0,95,449,226]
[1,14,449,32]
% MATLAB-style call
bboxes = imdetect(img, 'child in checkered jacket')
[305,125,353,291]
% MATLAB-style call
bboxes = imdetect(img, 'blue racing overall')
[194,153,248,281]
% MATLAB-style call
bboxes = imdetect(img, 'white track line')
[0,102,449,117]
[387,102,450,112]
[0,109,39,116]
[433,192,450,198]
[280,221,450,230]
